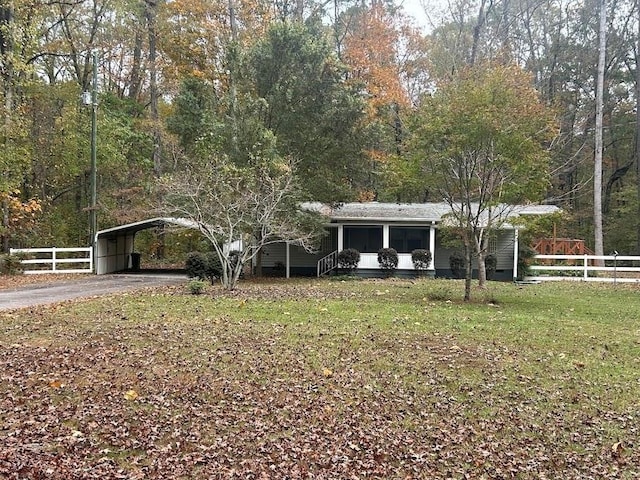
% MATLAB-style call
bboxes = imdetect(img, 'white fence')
[526,254,640,283]
[10,247,93,274]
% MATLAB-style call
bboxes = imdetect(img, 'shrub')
[338,248,360,272]
[0,253,25,275]
[185,252,208,280]
[485,253,497,280]
[449,251,466,279]
[186,251,223,284]
[205,252,223,283]
[411,249,432,271]
[517,245,537,280]
[187,279,207,295]
[377,248,398,275]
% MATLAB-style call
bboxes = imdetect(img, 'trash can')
[130,252,141,271]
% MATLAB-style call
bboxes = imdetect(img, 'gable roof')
[302,202,560,224]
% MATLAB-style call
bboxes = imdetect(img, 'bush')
[338,248,360,272]
[0,253,25,275]
[517,245,537,280]
[185,252,208,280]
[187,279,207,295]
[186,251,223,284]
[411,249,432,271]
[377,248,398,275]
[205,252,223,282]
[485,253,497,280]
[449,251,466,279]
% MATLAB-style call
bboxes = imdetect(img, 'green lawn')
[1,278,639,479]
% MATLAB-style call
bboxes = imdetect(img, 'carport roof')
[96,217,199,239]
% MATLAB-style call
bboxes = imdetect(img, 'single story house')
[94,202,559,279]
[259,202,560,280]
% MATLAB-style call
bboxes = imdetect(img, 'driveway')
[0,273,187,310]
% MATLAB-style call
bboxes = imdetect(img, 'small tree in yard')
[160,155,323,290]
[408,63,557,300]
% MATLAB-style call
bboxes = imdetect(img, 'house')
[94,202,559,279]
[259,202,560,280]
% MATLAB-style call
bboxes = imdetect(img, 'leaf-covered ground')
[1,278,639,479]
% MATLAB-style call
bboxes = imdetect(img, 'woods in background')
[1,0,639,256]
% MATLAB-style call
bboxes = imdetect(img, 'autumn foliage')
[0,191,42,251]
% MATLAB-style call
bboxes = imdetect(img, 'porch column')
[286,241,290,279]
[383,224,390,248]
[513,229,519,281]
[337,224,344,252]
[429,224,436,270]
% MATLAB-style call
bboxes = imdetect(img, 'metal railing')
[317,250,338,277]
[10,247,93,274]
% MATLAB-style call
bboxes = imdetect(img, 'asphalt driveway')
[0,273,187,310]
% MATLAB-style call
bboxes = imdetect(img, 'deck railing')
[10,247,93,274]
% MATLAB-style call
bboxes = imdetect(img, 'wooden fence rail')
[10,247,93,274]
[526,254,640,283]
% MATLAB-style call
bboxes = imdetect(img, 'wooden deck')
[533,238,594,256]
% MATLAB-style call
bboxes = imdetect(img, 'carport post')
[286,241,290,278]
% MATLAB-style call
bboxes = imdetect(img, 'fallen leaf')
[124,389,139,401]
[49,379,63,389]
[611,441,624,457]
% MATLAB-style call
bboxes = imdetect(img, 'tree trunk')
[255,247,263,277]
[470,0,490,66]
[594,0,606,264]
[2,197,9,252]
[477,250,487,289]
[476,228,488,288]
[464,238,473,302]
[128,6,144,101]
[636,0,640,253]
[145,0,162,176]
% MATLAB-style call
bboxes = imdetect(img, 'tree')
[408,63,557,300]
[0,191,41,252]
[159,147,323,290]
[594,0,606,262]
[246,20,367,201]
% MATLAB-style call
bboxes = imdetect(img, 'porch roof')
[302,202,559,224]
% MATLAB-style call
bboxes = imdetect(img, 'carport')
[95,217,198,274]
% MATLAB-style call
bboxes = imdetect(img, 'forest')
[0,0,639,258]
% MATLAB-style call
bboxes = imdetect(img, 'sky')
[400,0,448,32]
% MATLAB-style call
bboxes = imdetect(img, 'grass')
[1,278,639,479]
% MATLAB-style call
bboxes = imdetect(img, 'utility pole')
[89,52,98,269]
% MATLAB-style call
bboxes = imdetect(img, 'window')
[389,227,430,254]
[488,236,497,254]
[343,226,382,253]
